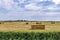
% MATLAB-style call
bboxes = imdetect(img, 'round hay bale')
[0,23,1,24]
[26,22,29,25]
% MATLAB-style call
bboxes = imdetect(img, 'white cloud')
[0,0,20,10]
[19,0,25,3]
[1,0,13,10]
[47,4,56,9]
[0,0,2,5]
[31,0,51,3]
[25,3,42,11]
[53,0,60,4]
[31,0,42,3]
[45,12,60,16]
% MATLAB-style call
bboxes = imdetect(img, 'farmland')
[0,21,60,31]
[0,31,59,40]
[0,21,60,40]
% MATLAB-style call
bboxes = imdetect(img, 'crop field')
[0,21,60,40]
[0,31,59,40]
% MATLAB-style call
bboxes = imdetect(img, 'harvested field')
[0,21,60,31]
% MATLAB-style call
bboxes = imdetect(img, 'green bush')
[0,32,59,40]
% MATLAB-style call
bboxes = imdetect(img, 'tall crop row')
[0,32,60,40]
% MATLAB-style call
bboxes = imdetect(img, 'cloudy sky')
[0,0,60,21]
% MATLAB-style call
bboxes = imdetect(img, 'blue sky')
[0,0,60,21]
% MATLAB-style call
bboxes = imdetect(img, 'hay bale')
[36,22,42,24]
[0,23,1,24]
[26,22,29,25]
[31,25,45,30]
[36,22,39,24]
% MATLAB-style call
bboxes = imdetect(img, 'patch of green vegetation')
[0,30,59,40]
